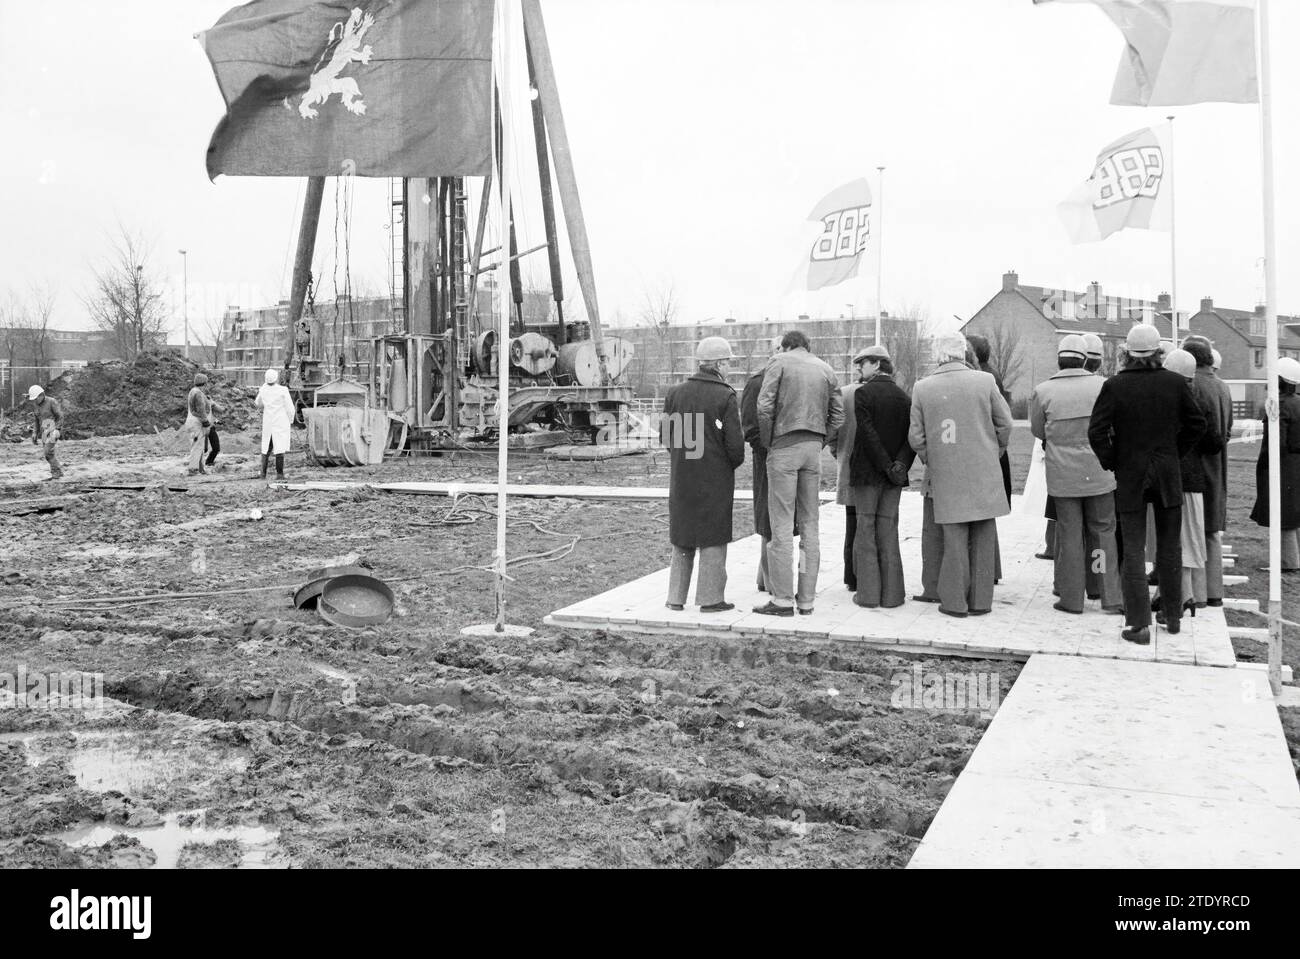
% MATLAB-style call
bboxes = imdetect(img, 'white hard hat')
[1125,324,1161,357]
[26,385,43,401]
[1211,349,1223,371]
[695,336,735,362]
[1058,334,1088,358]
[1081,333,1104,359]
[1164,348,1196,380]
[1278,357,1300,385]
[265,368,280,385]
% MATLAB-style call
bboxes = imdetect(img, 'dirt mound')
[43,351,260,440]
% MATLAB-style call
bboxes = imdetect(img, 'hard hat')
[1279,357,1300,385]
[1125,324,1161,357]
[1058,334,1088,358]
[1211,349,1223,371]
[265,368,280,384]
[1164,348,1196,379]
[26,385,43,401]
[853,344,890,364]
[1081,333,1103,359]
[695,336,735,362]
[1158,338,1175,356]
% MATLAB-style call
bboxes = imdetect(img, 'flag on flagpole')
[1033,0,1258,106]
[796,178,873,292]
[1057,125,1173,243]
[200,0,495,179]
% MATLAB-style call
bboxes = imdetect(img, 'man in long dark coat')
[1088,324,1206,644]
[741,337,783,592]
[662,336,746,611]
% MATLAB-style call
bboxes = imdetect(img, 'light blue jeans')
[766,440,823,608]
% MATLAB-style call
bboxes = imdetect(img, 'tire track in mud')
[104,659,990,843]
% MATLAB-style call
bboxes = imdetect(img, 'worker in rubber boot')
[184,372,212,475]
[27,385,64,481]
[255,367,295,480]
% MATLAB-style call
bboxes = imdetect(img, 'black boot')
[260,453,269,479]
[275,453,285,479]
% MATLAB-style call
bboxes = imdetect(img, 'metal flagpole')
[464,0,532,641]
[1258,0,1282,695]
[1166,116,1178,341]
[875,165,885,346]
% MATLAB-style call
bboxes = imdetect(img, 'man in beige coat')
[909,333,1013,617]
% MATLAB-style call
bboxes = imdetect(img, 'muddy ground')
[0,426,1292,868]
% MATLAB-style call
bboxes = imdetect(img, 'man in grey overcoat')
[908,333,1013,617]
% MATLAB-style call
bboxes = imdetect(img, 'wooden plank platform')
[546,495,1238,668]
[908,655,1300,867]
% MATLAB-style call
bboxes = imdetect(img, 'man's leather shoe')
[938,608,967,618]
[1052,601,1082,615]
[700,602,734,613]
[968,608,991,616]
[665,603,684,611]
[912,595,940,604]
[797,607,814,616]
[1122,626,1151,645]
[752,601,794,617]
[1206,598,1223,607]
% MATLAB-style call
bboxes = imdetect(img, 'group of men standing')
[662,328,1015,621]
[661,320,1253,646]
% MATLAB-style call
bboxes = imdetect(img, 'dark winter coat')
[981,362,1014,503]
[1249,389,1300,530]
[1197,369,1234,532]
[1176,376,1224,495]
[1088,365,1207,513]
[850,372,915,487]
[662,369,745,548]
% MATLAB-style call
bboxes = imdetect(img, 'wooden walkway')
[545,493,1237,667]
[907,655,1300,867]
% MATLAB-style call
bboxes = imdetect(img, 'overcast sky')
[1,0,1296,343]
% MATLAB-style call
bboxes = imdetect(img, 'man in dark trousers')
[661,336,745,612]
[1030,335,1121,615]
[848,345,915,608]
[1088,324,1206,644]
[741,336,783,592]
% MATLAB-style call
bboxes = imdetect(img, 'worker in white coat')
[255,367,295,480]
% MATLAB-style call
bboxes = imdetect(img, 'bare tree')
[24,282,57,375]
[639,277,679,334]
[981,318,1027,395]
[194,314,227,368]
[884,300,937,392]
[635,277,681,392]
[83,227,169,361]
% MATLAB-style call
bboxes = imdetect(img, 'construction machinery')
[278,1,633,461]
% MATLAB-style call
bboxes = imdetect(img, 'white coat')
[256,383,295,454]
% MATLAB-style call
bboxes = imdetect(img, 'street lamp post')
[178,249,189,360]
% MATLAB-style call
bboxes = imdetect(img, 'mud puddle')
[50,813,279,869]
[25,729,250,796]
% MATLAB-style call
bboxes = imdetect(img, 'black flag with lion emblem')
[201,0,493,179]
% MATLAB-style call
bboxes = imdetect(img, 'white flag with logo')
[1058,125,1172,244]
[793,178,873,292]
